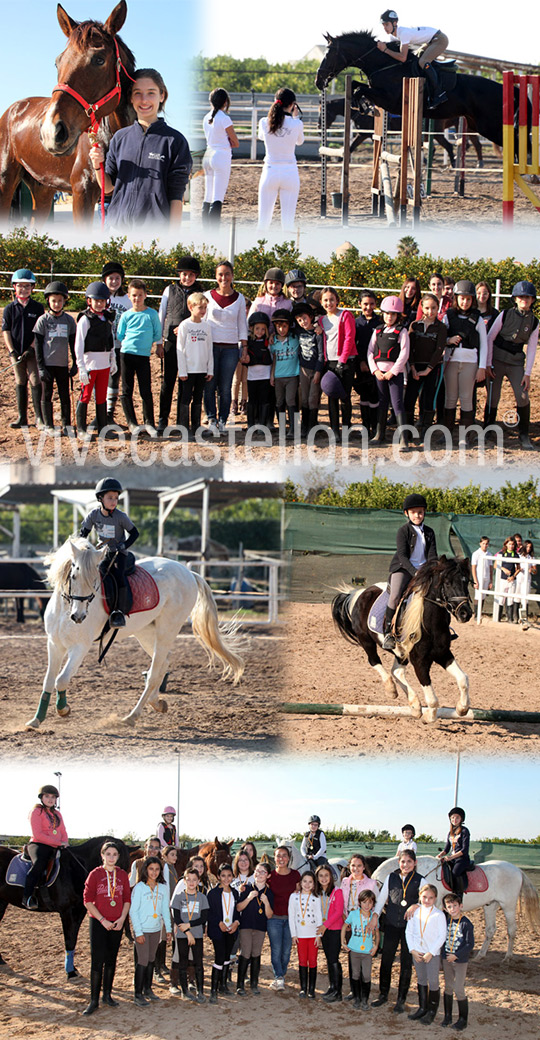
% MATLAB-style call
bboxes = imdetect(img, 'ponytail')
[268,87,296,134]
[208,87,230,124]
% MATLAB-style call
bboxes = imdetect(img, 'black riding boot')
[286,407,298,440]
[418,409,435,444]
[452,997,468,1031]
[308,966,317,999]
[95,401,108,434]
[396,411,410,448]
[424,62,448,108]
[122,395,139,432]
[43,400,55,430]
[134,963,148,1006]
[102,964,119,1007]
[220,962,231,994]
[370,409,387,444]
[322,962,338,1002]
[178,969,196,1001]
[300,408,310,438]
[408,984,429,1020]
[393,983,409,1013]
[298,964,308,998]
[382,606,397,650]
[201,201,211,227]
[441,992,453,1027]
[82,966,103,1015]
[75,401,88,436]
[154,939,167,981]
[351,977,362,1009]
[361,979,371,1010]
[209,200,222,225]
[421,988,440,1025]
[236,955,249,994]
[142,395,156,431]
[31,384,44,427]
[250,955,261,994]
[209,966,220,1003]
[444,407,456,439]
[517,404,533,449]
[195,966,205,1003]
[144,962,160,1001]
[11,384,29,427]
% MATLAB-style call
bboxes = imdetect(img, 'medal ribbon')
[107,868,117,902]
[321,893,330,921]
[401,872,415,902]
[299,893,311,926]
[448,915,462,953]
[419,906,433,939]
[150,884,159,918]
[223,890,232,923]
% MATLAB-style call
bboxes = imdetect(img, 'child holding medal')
[315,864,344,1004]
[236,861,274,995]
[82,841,131,1016]
[342,889,379,1010]
[207,863,240,1002]
[171,868,209,1003]
[288,872,323,999]
[405,884,447,1024]
[130,856,172,1006]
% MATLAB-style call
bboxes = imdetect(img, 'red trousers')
[79,368,110,405]
[297,936,318,967]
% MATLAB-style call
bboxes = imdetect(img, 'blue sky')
[2,755,538,841]
[0,0,198,134]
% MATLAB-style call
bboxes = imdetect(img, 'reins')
[52,35,135,227]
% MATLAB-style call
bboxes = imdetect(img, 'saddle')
[100,556,159,617]
[441,861,488,894]
[368,585,409,639]
[7,848,61,889]
[409,54,458,93]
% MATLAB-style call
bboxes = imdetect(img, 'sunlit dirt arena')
[0,617,282,760]
[282,603,540,757]
[0,895,539,1040]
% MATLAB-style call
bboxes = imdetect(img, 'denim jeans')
[203,344,239,423]
[266,915,292,978]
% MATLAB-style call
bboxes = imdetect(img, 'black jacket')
[389,521,438,578]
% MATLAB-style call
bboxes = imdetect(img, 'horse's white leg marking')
[43,635,66,694]
[373,662,398,699]
[446,658,470,716]
[391,659,422,718]
[476,902,497,958]
[421,684,439,724]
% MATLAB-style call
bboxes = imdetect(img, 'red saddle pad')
[101,565,160,616]
[441,865,488,893]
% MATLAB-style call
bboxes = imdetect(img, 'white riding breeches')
[203,148,232,204]
[258,162,300,230]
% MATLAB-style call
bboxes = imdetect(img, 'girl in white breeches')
[258,88,304,231]
[203,88,239,205]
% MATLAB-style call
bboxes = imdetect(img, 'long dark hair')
[35,803,62,828]
[140,856,165,884]
[208,87,230,123]
[399,277,422,311]
[268,88,297,133]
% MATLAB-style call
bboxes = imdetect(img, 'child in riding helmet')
[293,302,325,437]
[33,281,77,435]
[436,807,474,898]
[23,784,69,910]
[404,293,447,444]
[249,269,292,330]
[101,262,132,425]
[367,295,410,447]
[157,807,179,848]
[2,269,44,430]
[443,280,487,437]
[382,493,438,650]
[285,269,309,304]
[79,477,139,628]
[355,291,381,437]
[378,11,449,109]
[74,282,116,438]
[397,825,417,856]
[486,281,538,449]
[240,312,273,430]
[301,815,328,865]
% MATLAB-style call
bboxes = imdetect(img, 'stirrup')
[109,610,126,628]
[382,631,396,650]
[449,627,458,641]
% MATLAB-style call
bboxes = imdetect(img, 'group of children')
[3,263,536,448]
[471,532,538,622]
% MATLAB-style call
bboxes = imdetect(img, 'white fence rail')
[186,553,282,625]
[475,553,540,623]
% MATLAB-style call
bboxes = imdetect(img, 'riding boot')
[142,395,156,431]
[43,400,55,430]
[424,62,448,108]
[517,404,533,449]
[220,961,231,994]
[452,997,468,1031]
[396,411,410,448]
[441,992,453,1026]
[10,384,29,427]
[458,409,475,447]
[444,407,456,439]
[286,407,297,441]
[418,408,435,444]
[322,962,338,1002]
[106,392,117,425]
[308,966,317,999]
[143,962,160,1000]
[484,407,498,429]
[308,408,319,434]
[134,963,149,1006]
[75,401,88,435]
[421,988,440,1025]
[408,984,429,1019]
[370,409,387,444]
[209,200,222,225]
[82,966,103,1015]
[209,966,220,1003]
[351,977,362,1009]
[30,384,44,428]
[195,966,205,1003]
[393,983,409,1013]
[382,606,397,650]
[403,410,416,446]
[372,989,389,1007]
[201,201,211,227]
[300,407,310,438]
[102,964,119,1007]
[250,955,261,994]
[361,979,371,1010]
[236,954,249,994]
[155,939,167,981]
[178,969,196,1000]
[95,401,108,434]
[298,964,308,998]
[122,395,139,432]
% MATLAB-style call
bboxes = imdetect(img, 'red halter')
[51,36,135,226]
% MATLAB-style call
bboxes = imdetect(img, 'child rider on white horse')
[79,477,139,629]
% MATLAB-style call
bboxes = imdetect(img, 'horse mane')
[44,536,98,593]
[65,21,136,120]
[398,557,466,656]
[329,29,377,45]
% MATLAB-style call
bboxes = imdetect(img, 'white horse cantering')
[373,855,540,959]
[26,537,245,729]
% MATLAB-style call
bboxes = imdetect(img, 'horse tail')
[519,870,540,933]
[190,572,245,683]
[331,586,364,646]
[398,590,425,657]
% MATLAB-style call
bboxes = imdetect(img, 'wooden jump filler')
[372,77,424,226]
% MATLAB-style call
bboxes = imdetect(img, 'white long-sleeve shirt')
[258,115,304,163]
[75,314,116,373]
[288,891,322,939]
[203,290,248,345]
[176,318,214,376]
[300,831,327,861]
[486,310,538,374]
[405,904,447,956]
[444,314,487,368]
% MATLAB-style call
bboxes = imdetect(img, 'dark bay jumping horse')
[332,557,473,723]
[315,31,511,148]
[0,2,135,223]
[0,836,130,977]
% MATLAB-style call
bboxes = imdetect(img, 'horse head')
[436,556,473,624]
[315,30,378,91]
[67,538,106,624]
[40,1,134,156]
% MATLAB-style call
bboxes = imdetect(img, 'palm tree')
[396,236,419,259]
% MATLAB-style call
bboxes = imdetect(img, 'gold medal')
[300,921,305,926]
[360,944,365,950]
[225,917,230,923]
[153,913,158,919]
[259,908,264,914]
[110,899,116,907]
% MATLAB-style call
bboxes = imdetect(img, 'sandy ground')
[0,617,282,760]
[215,154,540,228]
[281,602,540,757]
[0,896,539,1040]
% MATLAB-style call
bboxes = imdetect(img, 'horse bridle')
[62,575,100,607]
[52,36,134,135]
[425,588,471,623]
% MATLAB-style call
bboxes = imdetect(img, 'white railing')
[186,552,282,625]
[475,553,540,623]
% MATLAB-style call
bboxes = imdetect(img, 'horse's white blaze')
[391,660,422,717]
[446,658,470,714]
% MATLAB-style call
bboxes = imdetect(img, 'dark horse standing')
[0,562,48,623]
[315,31,507,147]
[332,557,473,723]
[0,836,130,977]
[0,2,135,223]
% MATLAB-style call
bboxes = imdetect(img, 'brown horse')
[198,838,234,878]
[0,1,135,224]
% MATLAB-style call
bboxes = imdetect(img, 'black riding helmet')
[512,280,536,299]
[248,310,270,329]
[402,823,416,836]
[292,301,315,319]
[308,814,321,824]
[102,261,125,280]
[177,255,201,275]
[381,9,398,23]
[39,784,59,800]
[454,280,476,298]
[448,807,466,822]
[86,281,111,301]
[272,308,293,326]
[44,281,69,298]
[95,477,123,499]
[403,493,427,512]
[264,267,286,286]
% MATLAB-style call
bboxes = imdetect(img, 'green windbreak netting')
[229,841,540,867]
[284,505,455,557]
[451,514,540,558]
